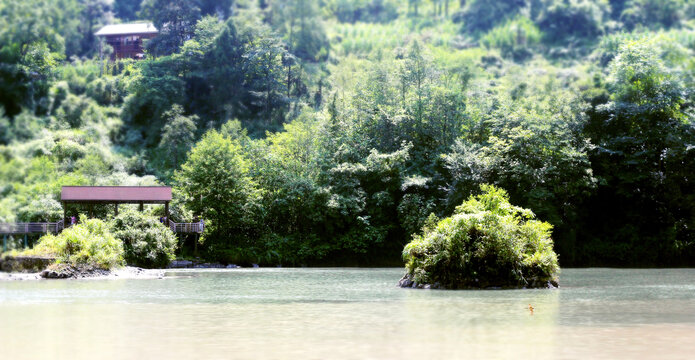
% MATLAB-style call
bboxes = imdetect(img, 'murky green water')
[1,268,694,359]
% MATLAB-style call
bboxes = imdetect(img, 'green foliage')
[482,16,541,60]
[175,127,261,245]
[141,0,203,55]
[581,39,695,264]
[159,104,197,169]
[110,209,177,268]
[114,0,143,21]
[23,216,125,270]
[2,0,695,269]
[621,0,686,30]
[537,0,608,43]
[326,0,400,23]
[403,185,560,288]
[456,0,526,33]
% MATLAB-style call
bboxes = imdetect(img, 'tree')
[271,0,329,61]
[536,0,608,43]
[114,0,143,21]
[175,129,260,244]
[244,35,289,125]
[141,0,202,55]
[159,104,197,168]
[583,39,695,264]
[0,0,66,116]
[620,0,686,30]
[205,18,245,118]
[457,0,526,33]
[77,0,111,57]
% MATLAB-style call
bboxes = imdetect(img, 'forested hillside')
[1,0,694,266]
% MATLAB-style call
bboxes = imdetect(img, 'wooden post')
[139,202,144,211]
[115,203,119,217]
[165,201,169,222]
[62,202,66,227]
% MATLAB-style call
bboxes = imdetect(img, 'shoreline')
[0,266,165,281]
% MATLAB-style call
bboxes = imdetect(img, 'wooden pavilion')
[95,23,158,60]
[61,186,172,224]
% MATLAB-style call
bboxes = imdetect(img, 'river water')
[1,268,694,359]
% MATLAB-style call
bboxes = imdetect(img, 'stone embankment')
[0,256,55,273]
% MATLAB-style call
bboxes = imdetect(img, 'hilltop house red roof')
[61,186,172,203]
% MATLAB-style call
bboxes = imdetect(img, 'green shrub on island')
[401,185,560,289]
[110,209,177,268]
[23,216,125,270]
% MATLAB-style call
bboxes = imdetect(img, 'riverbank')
[0,266,165,281]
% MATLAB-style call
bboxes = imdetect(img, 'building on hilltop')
[95,23,158,60]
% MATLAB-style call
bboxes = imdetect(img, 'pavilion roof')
[95,23,158,36]
[61,186,171,203]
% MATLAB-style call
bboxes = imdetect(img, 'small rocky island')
[400,185,560,290]
[1,211,176,280]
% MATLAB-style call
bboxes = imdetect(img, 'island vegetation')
[401,185,559,289]
[2,212,175,277]
[1,0,694,268]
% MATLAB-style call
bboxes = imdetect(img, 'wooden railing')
[0,221,64,234]
[0,219,203,235]
[169,219,204,234]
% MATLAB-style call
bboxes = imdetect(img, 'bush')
[23,216,125,270]
[110,209,177,268]
[456,0,526,33]
[402,185,560,289]
[536,0,607,43]
[482,16,541,60]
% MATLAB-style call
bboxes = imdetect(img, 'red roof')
[61,186,171,202]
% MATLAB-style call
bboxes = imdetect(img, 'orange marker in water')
[528,304,534,315]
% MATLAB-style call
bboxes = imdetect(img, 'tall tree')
[114,0,143,21]
[175,129,260,244]
[583,40,695,264]
[159,104,197,168]
[141,0,202,55]
[244,35,289,125]
[78,0,111,57]
[205,19,245,118]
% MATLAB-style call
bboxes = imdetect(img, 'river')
[1,268,694,359]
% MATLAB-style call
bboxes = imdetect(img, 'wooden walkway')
[0,220,204,235]
[0,222,64,234]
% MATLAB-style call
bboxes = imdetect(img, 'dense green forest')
[1,0,694,266]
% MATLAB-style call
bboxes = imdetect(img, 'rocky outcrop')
[398,273,559,290]
[40,264,110,279]
[398,274,442,289]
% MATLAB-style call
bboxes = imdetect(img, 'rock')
[169,260,194,268]
[39,264,108,279]
[252,264,260,268]
[398,275,414,288]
